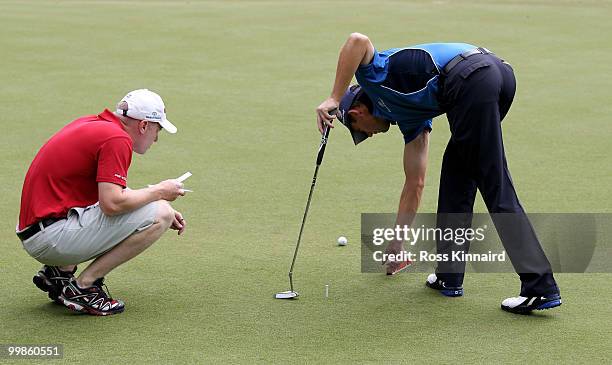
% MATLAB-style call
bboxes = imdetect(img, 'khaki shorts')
[18,201,159,266]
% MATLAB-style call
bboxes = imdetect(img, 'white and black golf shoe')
[33,265,77,303]
[501,294,562,314]
[425,273,464,297]
[60,278,125,316]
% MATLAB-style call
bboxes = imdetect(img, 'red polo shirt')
[19,109,133,230]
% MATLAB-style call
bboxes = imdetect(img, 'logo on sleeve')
[114,173,127,182]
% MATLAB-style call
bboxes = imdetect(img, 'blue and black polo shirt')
[355,43,477,143]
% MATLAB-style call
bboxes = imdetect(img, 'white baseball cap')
[117,89,177,134]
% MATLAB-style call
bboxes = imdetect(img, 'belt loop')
[38,221,45,233]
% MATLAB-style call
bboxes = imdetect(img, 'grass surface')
[1,1,611,364]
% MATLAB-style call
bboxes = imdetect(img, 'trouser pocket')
[22,235,52,260]
[20,221,65,263]
[67,203,101,228]
[459,61,491,79]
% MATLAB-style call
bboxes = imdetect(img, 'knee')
[155,200,175,230]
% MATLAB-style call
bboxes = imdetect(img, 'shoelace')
[50,273,73,284]
[93,278,113,300]
[48,266,77,283]
[101,282,113,300]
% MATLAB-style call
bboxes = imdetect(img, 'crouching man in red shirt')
[17,89,186,316]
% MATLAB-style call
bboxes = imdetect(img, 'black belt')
[443,47,493,74]
[17,217,64,241]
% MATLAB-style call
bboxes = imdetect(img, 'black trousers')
[436,53,559,296]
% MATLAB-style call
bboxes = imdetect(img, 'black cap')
[337,84,369,145]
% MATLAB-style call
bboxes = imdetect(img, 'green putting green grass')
[1,1,610,363]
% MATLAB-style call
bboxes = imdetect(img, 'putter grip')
[316,108,336,165]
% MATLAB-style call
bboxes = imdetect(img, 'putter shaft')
[287,124,332,292]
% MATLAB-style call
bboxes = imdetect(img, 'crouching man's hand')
[154,179,186,201]
[170,209,186,235]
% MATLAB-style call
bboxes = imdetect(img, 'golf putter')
[275,108,336,300]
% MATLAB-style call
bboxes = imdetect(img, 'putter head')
[275,290,299,299]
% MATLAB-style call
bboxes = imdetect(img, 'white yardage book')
[148,172,193,191]
[176,172,192,183]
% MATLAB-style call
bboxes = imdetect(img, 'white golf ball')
[337,236,348,246]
